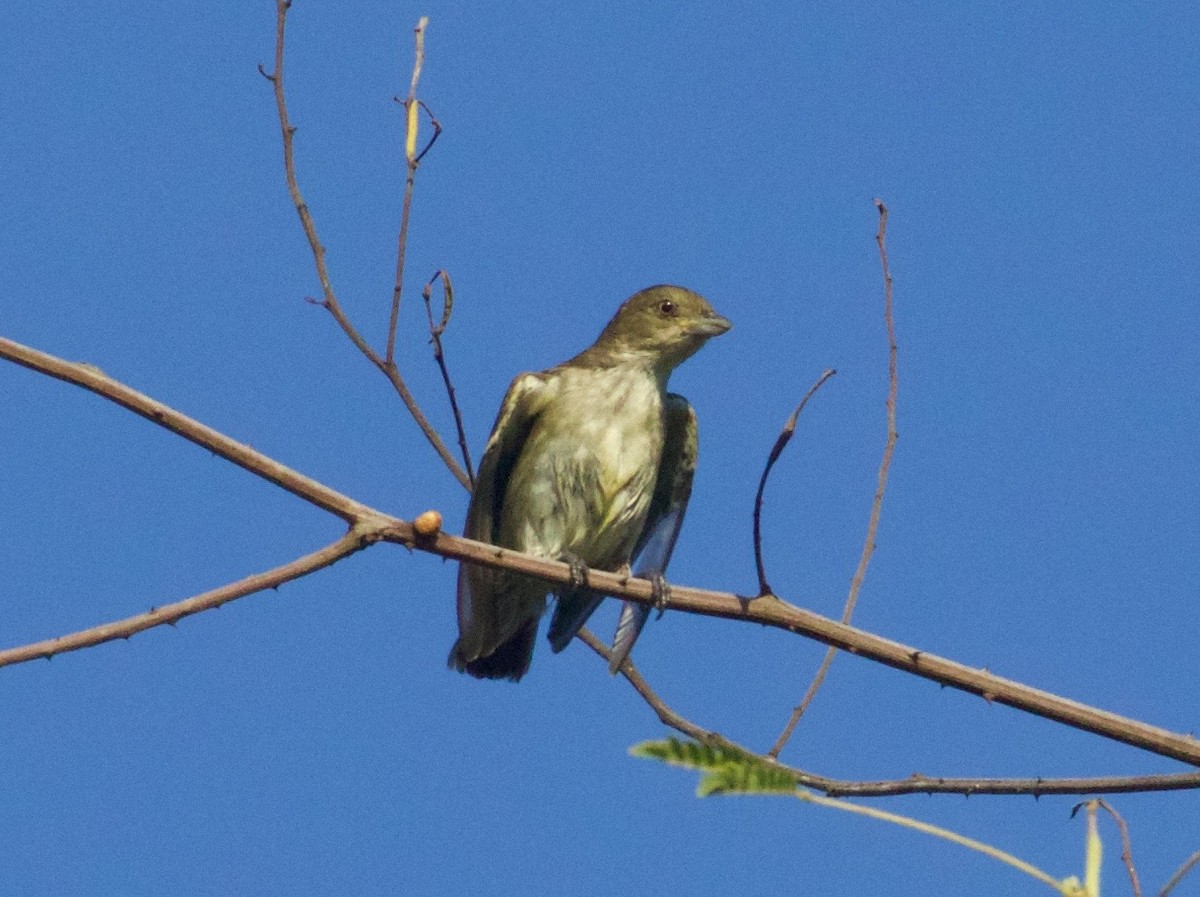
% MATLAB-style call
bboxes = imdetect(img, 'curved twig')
[423,270,475,485]
[752,368,836,595]
[1093,799,1142,897]
[769,199,899,757]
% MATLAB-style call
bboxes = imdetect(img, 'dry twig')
[259,2,468,489]
[423,270,474,485]
[1160,851,1200,897]
[752,368,837,596]
[768,198,899,758]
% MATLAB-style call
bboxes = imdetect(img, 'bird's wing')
[452,372,549,667]
[609,393,698,673]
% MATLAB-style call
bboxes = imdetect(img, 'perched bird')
[448,285,730,681]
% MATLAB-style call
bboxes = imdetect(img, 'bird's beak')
[696,313,732,337]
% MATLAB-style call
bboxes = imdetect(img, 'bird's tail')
[448,616,539,682]
[607,601,650,674]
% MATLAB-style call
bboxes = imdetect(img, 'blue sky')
[3,3,1198,895]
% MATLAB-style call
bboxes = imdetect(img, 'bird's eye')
[658,299,676,315]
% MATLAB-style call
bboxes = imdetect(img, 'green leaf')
[631,737,797,797]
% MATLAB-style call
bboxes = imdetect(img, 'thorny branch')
[579,629,1200,798]
[259,1,469,490]
[0,530,375,667]
[767,199,900,759]
[5,11,1199,811]
[4,335,1200,789]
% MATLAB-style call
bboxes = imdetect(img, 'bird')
[448,284,730,681]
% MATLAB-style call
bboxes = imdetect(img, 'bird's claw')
[558,553,589,595]
[650,574,671,619]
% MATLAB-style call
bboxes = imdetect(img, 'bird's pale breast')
[499,364,664,567]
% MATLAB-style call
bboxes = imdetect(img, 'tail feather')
[608,601,650,674]
[546,589,607,653]
[449,616,539,682]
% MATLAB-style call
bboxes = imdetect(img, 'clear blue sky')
[3,3,1198,895]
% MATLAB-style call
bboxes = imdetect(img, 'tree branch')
[769,198,900,757]
[0,529,374,667]
[579,630,1200,797]
[260,1,469,490]
[4,333,1200,772]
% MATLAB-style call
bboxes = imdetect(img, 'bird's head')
[592,285,731,376]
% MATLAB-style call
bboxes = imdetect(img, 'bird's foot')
[557,552,590,595]
[650,573,672,619]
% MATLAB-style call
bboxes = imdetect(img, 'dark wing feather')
[449,373,548,676]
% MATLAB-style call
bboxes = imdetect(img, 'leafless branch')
[768,198,900,758]
[0,529,373,668]
[579,630,1200,797]
[261,2,469,489]
[4,334,1200,777]
[423,270,474,485]
[1094,799,1142,897]
[1160,851,1200,897]
[387,16,434,365]
[752,368,837,596]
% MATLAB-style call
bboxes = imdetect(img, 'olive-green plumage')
[449,285,730,681]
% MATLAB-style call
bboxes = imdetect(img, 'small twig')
[1094,799,1142,897]
[795,791,1067,895]
[0,529,373,667]
[386,16,432,366]
[577,627,1200,797]
[1160,851,1200,897]
[423,270,475,485]
[768,199,899,758]
[752,368,836,595]
[261,3,468,489]
[577,628,757,755]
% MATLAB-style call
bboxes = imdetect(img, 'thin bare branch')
[0,336,376,523]
[1094,799,1142,897]
[752,368,836,595]
[0,529,372,667]
[1160,851,1200,897]
[5,333,1200,773]
[423,270,475,485]
[769,198,900,758]
[578,630,1200,797]
[386,16,431,365]
[262,2,469,489]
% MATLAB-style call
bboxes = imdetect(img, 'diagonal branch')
[4,333,1200,771]
[259,1,469,490]
[0,336,375,523]
[578,630,1200,797]
[1161,851,1200,897]
[0,529,373,668]
[768,199,900,758]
